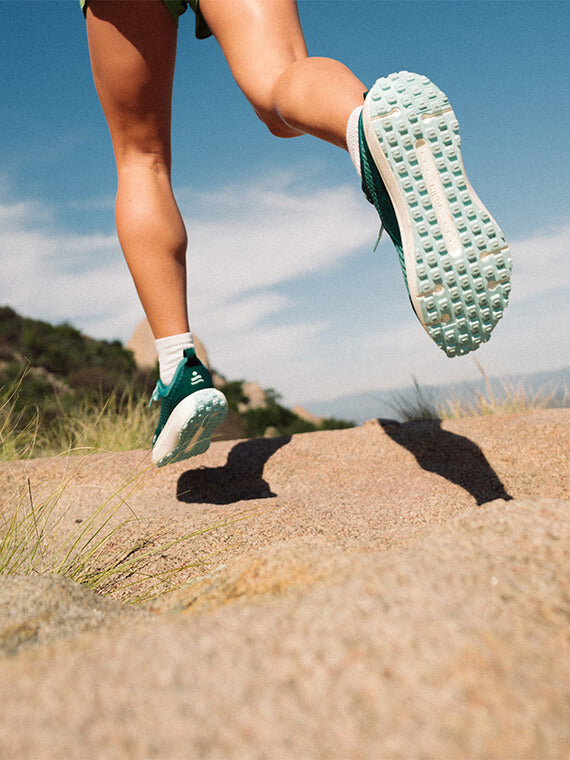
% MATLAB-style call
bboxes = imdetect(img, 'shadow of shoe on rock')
[177,436,291,505]
[378,419,512,505]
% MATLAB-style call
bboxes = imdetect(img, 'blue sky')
[1,0,569,409]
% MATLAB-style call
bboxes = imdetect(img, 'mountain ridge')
[303,365,570,424]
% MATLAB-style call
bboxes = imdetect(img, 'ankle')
[155,332,194,385]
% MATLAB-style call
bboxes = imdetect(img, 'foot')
[150,348,228,467]
[359,71,512,357]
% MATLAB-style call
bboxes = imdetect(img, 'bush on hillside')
[0,306,354,459]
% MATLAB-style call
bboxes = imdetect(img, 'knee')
[253,103,302,139]
[104,110,172,169]
[114,138,172,174]
[248,73,304,139]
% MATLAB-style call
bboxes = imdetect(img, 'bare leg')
[200,0,366,148]
[86,0,189,339]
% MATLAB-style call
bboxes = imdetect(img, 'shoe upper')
[150,348,214,444]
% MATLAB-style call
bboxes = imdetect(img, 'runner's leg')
[200,1,511,358]
[200,0,366,148]
[86,0,189,339]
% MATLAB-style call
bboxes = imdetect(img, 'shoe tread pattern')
[156,389,227,467]
[368,71,512,356]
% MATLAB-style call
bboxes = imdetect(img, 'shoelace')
[372,223,384,252]
[361,156,386,253]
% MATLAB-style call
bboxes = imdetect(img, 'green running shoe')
[360,71,512,357]
[150,348,228,467]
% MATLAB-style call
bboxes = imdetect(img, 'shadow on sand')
[378,419,513,505]
[177,436,291,505]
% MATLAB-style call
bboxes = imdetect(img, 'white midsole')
[362,100,420,310]
[151,389,226,464]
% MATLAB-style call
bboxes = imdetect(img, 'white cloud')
[211,319,331,389]
[292,222,570,403]
[201,291,289,333]
[180,174,376,313]
[1,176,567,406]
[0,196,139,337]
[0,172,376,353]
[509,222,570,303]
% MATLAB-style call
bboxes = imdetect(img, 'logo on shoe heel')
[190,371,205,386]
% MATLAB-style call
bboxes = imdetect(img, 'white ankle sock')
[155,332,194,385]
[346,105,363,178]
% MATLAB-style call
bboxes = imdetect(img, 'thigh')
[199,0,308,115]
[85,0,178,160]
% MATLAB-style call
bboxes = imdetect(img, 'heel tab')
[183,347,200,366]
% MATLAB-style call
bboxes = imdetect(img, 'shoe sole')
[362,71,512,356]
[152,388,228,467]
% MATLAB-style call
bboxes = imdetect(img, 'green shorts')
[80,0,212,38]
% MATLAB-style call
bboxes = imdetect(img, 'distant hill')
[302,366,570,424]
[0,306,354,446]
[0,305,151,393]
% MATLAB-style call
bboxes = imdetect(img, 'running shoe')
[150,348,228,467]
[359,71,511,357]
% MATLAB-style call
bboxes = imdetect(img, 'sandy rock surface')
[0,409,568,759]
